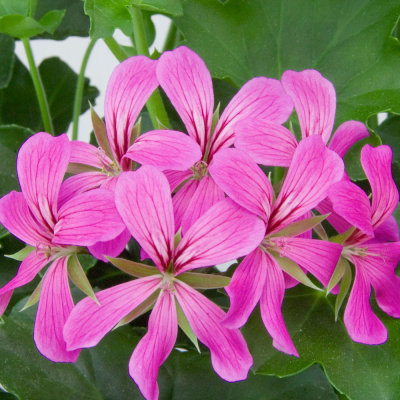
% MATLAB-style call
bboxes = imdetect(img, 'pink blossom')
[64,166,265,400]
[329,144,400,345]
[156,46,294,235]
[0,132,125,362]
[209,135,344,356]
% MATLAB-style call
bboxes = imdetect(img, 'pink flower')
[157,46,294,235]
[234,69,370,234]
[0,132,125,362]
[209,135,344,356]
[59,54,202,206]
[329,144,400,345]
[64,166,265,400]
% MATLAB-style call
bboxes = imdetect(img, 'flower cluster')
[0,46,399,400]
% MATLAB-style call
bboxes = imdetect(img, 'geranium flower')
[328,144,400,344]
[64,166,265,400]
[157,46,294,235]
[209,135,344,356]
[0,133,125,362]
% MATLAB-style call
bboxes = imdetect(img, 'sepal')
[335,257,352,321]
[177,271,231,289]
[106,256,161,278]
[176,299,200,353]
[5,246,35,261]
[90,103,114,161]
[270,214,329,238]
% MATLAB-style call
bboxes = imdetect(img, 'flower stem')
[72,39,97,140]
[130,7,171,129]
[22,37,54,135]
[103,37,130,63]
[162,20,178,52]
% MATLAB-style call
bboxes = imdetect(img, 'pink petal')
[58,172,108,209]
[222,249,267,329]
[100,176,118,191]
[0,252,48,296]
[17,132,70,231]
[115,168,174,272]
[371,215,400,243]
[157,46,213,154]
[64,275,161,350]
[329,181,374,236]
[181,175,225,236]
[0,191,52,246]
[362,242,400,318]
[268,135,344,234]
[0,291,13,317]
[344,257,387,345]
[209,148,273,223]
[53,189,125,246]
[328,121,370,158]
[124,130,201,171]
[34,257,80,362]
[209,77,294,157]
[164,169,193,192]
[105,56,158,168]
[129,290,177,400]
[174,198,265,274]
[281,70,336,144]
[174,280,252,381]
[271,237,342,288]
[316,197,352,234]
[88,228,131,263]
[234,119,298,167]
[69,141,106,169]
[361,145,399,228]
[260,252,298,356]
[172,179,199,233]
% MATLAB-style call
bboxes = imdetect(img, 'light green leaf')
[5,246,35,261]
[67,254,99,305]
[271,214,329,238]
[271,252,322,292]
[329,227,356,244]
[106,256,161,278]
[174,0,400,180]
[175,299,200,353]
[177,271,231,289]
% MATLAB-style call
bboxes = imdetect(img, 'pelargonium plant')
[0,2,399,400]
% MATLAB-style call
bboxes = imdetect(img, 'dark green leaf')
[175,0,400,179]
[242,284,400,400]
[0,124,33,197]
[84,0,181,39]
[77,254,98,273]
[0,34,14,89]
[0,56,99,134]
[375,114,400,161]
[35,0,90,39]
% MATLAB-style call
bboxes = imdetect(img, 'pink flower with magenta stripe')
[157,46,294,235]
[64,166,265,400]
[209,135,344,356]
[0,132,125,362]
[329,144,400,345]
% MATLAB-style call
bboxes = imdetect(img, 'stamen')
[191,161,208,180]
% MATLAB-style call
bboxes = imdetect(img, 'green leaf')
[0,124,34,198]
[174,0,400,179]
[35,0,90,39]
[84,0,182,39]
[0,34,14,89]
[177,271,231,289]
[77,254,97,273]
[0,10,65,38]
[0,56,99,134]
[107,256,161,277]
[242,284,400,400]
[271,214,329,238]
[162,351,338,400]
[5,245,35,261]
[0,0,30,17]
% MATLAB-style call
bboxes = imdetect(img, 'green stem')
[22,37,53,135]
[162,20,177,52]
[72,39,97,140]
[130,7,171,129]
[103,37,130,62]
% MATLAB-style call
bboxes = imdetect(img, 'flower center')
[35,241,81,261]
[262,236,291,257]
[191,160,208,180]
[94,147,121,177]
[342,244,389,266]
[160,271,176,293]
